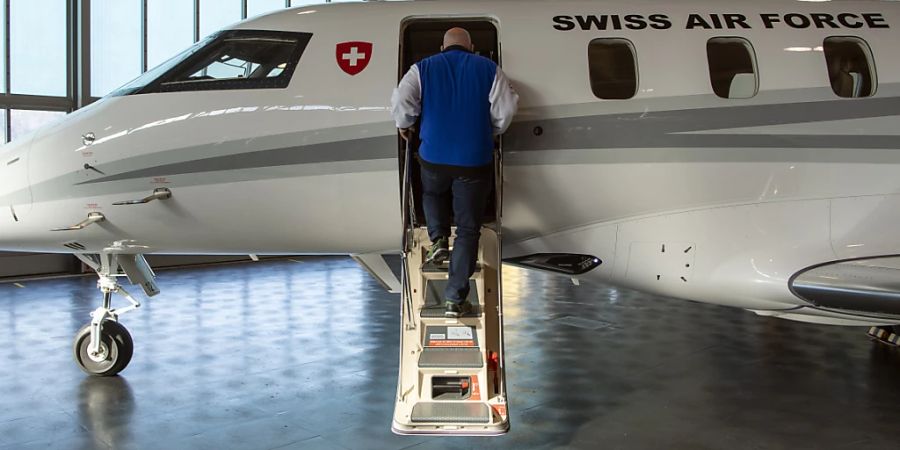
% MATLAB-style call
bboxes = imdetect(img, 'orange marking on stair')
[470,375,481,401]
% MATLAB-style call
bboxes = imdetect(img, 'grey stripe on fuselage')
[78,134,398,185]
[504,95,900,152]
[7,92,900,206]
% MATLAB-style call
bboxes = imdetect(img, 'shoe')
[425,237,450,265]
[445,300,474,318]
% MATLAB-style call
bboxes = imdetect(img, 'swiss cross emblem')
[336,41,372,76]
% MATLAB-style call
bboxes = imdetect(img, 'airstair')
[392,139,509,436]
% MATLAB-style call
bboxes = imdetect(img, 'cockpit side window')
[115,30,311,96]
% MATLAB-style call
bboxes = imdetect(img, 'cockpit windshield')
[108,30,312,97]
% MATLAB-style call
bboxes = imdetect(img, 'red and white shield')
[336,41,373,76]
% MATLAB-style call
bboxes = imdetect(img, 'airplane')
[1,0,899,384]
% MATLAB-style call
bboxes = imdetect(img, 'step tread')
[420,279,481,318]
[419,347,484,368]
[410,402,491,424]
[422,260,482,274]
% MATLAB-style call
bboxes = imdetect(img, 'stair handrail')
[400,131,418,330]
[493,139,508,404]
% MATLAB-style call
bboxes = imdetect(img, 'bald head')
[442,27,473,51]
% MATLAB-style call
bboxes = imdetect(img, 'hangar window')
[112,30,312,95]
[823,36,876,98]
[707,37,758,99]
[588,38,638,100]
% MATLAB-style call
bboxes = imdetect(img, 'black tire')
[73,321,134,376]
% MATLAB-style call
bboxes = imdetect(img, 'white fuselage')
[2,0,899,326]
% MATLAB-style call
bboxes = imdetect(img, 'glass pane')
[824,36,876,98]
[248,0,286,18]
[707,38,757,99]
[10,110,66,142]
[182,38,294,80]
[290,0,320,6]
[148,0,195,68]
[91,0,142,97]
[0,5,5,93]
[152,32,306,93]
[588,38,638,100]
[0,110,7,143]
[10,0,67,96]
[200,0,242,39]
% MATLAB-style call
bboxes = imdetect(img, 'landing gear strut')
[73,251,158,376]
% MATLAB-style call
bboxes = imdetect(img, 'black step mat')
[420,279,481,318]
[419,347,484,368]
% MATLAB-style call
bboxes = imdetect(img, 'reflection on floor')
[1,257,899,450]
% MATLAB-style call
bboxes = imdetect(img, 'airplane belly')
[505,198,839,314]
[499,157,900,312]
[142,171,402,254]
[608,199,835,310]
[22,170,400,254]
[831,194,900,259]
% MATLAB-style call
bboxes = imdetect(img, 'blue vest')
[416,49,497,168]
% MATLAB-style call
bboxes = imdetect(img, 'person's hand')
[399,128,411,141]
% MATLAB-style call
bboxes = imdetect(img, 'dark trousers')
[420,165,491,304]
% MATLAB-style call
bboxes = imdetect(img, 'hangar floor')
[1,257,899,450]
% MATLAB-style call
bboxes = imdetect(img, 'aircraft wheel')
[73,321,134,376]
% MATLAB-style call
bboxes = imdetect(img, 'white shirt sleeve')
[391,65,421,129]
[489,67,519,135]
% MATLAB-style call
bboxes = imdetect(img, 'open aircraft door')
[392,17,509,436]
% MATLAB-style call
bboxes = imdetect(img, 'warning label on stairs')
[425,326,477,347]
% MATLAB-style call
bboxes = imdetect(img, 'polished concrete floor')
[1,257,899,450]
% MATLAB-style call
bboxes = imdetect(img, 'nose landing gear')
[73,251,158,376]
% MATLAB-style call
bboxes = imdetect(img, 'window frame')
[8,0,70,97]
[822,35,877,99]
[587,37,639,100]
[706,36,759,99]
[134,29,311,95]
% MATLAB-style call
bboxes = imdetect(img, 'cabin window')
[823,36,876,98]
[112,30,312,96]
[588,38,638,100]
[707,37,758,99]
